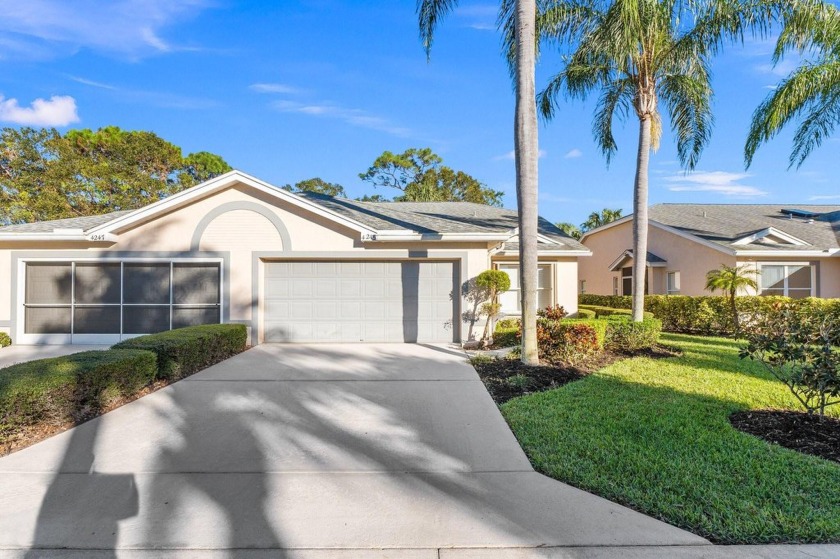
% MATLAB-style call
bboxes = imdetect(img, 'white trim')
[756,262,817,297]
[736,249,839,257]
[608,249,667,272]
[87,170,379,237]
[493,249,592,257]
[733,227,810,247]
[16,256,224,345]
[370,232,511,242]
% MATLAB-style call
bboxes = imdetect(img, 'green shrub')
[605,317,662,352]
[561,318,607,348]
[0,349,156,438]
[580,294,840,336]
[575,308,596,319]
[114,324,247,381]
[538,319,600,365]
[492,326,520,348]
[0,332,10,348]
[579,304,654,320]
[495,317,521,329]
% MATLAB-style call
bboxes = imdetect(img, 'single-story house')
[579,204,840,298]
[0,171,589,345]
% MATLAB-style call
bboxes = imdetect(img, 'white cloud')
[808,194,840,201]
[495,149,547,161]
[67,76,117,90]
[0,95,79,126]
[272,100,412,137]
[249,83,300,94]
[564,148,583,159]
[455,4,497,31]
[664,171,767,197]
[0,0,213,59]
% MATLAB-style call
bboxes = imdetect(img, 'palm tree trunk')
[514,0,540,365]
[632,116,651,322]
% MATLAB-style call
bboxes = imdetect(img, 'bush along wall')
[114,323,248,381]
[0,349,157,441]
[579,294,840,336]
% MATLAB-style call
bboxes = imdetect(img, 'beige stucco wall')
[580,221,737,296]
[490,256,580,316]
[737,257,840,298]
[5,181,565,345]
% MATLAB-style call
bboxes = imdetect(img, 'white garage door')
[263,261,457,343]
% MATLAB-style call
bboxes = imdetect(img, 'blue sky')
[0,0,837,226]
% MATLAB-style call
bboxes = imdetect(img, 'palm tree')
[419,0,541,364]
[580,208,623,232]
[705,264,760,331]
[557,221,582,238]
[536,0,783,321]
[746,1,840,168]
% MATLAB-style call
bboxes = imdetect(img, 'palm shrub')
[705,264,760,332]
[535,0,785,322]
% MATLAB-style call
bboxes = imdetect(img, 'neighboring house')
[0,171,589,345]
[579,204,840,299]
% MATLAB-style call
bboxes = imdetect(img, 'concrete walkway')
[1,343,718,556]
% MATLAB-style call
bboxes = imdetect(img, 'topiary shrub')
[537,319,601,365]
[604,317,662,352]
[0,349,157,441]
[492,325,520,348]
[0,332,10,348]
[114,324,247,381]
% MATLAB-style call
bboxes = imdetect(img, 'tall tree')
[419,0,541,364]
[556,221,582,238]
[282,177,347,197]
[359,147,504,206]
[537,0,782,321]
[580,208,623,232]
[746,1,840,167]
[0,126,231,224]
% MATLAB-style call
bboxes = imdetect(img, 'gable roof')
[608,249,667,271]
[0,170,588,252]
[581,204,840,256]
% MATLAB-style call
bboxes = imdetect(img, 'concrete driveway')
[0,343,711,557]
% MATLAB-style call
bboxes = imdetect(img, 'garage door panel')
[263,261,456,343]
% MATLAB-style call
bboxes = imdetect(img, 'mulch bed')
[729,410,840,463]
[473,344,680,404]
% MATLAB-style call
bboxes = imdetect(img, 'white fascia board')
[735,249,839,257]
[86,170,378,237]
[0,233,90,242]
[494,249,591,257]
[733,227,810,246]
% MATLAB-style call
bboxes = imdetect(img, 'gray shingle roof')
[298,193,588,251]
[646,204,840,251]
[0,210,133,233]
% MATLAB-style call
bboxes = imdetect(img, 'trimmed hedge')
[538,319,600,365]
[562,318,607,348]
[579,304,654,320]
[0,349,157,438]
[579,294,840,335]
[603,316,662,351]
[0,333,10,348]
[113,324,247,381]
[493,326,520,348]
[575,308,596,319]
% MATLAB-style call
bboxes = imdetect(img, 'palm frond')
[745,59,840,167]
[774,0,840,61]
[659,69,714,169]
[789,89,840,167]
[417,0,459,57]
[592,77,634,163]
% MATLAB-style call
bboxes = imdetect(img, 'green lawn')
[501,333,840,544]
